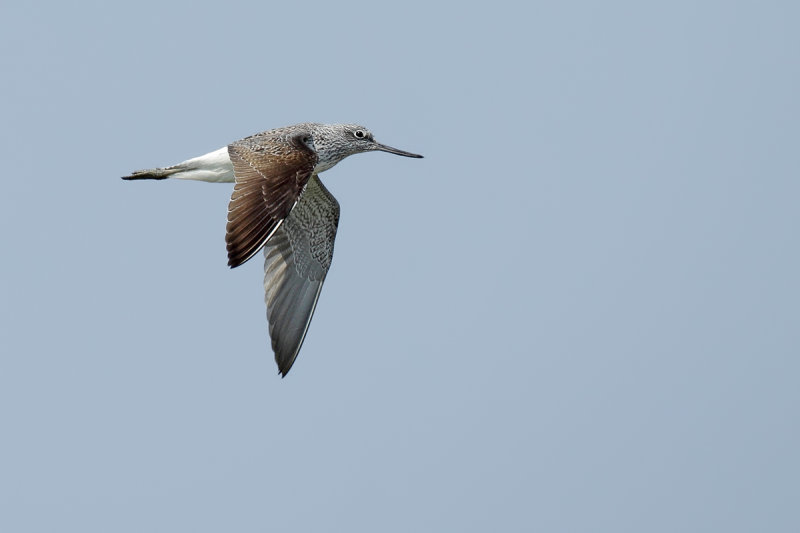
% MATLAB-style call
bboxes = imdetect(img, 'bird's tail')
[121,166,184,180]
[121,147,234,183]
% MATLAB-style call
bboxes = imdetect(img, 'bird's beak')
[372,142,424,158]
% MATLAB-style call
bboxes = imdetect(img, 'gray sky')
[1,1,798,532]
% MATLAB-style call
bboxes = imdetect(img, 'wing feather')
[225,133,317,268]
[262,175,340,376]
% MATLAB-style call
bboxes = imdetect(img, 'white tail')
[122,147,235,183]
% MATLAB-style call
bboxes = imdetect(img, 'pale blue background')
[1,1,798,531]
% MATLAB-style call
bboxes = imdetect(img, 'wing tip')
[277,362,295,378]
[226,247,259,269]
[276,350,298,377]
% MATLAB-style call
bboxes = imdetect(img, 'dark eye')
[354,130,366,139]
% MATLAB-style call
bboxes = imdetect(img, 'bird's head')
[311,124,423,172]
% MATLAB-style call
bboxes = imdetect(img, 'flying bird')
[123,123,423,376]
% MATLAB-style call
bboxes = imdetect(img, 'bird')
[122,123,423,376]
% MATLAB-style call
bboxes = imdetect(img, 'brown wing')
[226,133,318,268]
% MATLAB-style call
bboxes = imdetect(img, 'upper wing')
[226,133,318,268]
[262,175,340,376]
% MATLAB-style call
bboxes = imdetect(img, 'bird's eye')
[354,130,366,139]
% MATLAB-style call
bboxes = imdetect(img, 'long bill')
[373,142,424,158]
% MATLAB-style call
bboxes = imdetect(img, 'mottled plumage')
[122,123,423,376]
